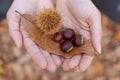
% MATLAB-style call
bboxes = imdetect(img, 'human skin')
[7,0,102,72]
[56,0,102,72]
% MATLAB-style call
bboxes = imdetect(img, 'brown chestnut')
[60,40,73,53]
[53,32,63,42]
[63,28,75,39]
[72,34,83,47]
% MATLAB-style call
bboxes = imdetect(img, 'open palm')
[7,0,102,72]
[7,0,62,72]
[56,0,102,71]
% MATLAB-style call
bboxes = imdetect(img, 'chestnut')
[53,32,63,42]
[72,34,83,47]
[63,28,75,39]
[60,40,73,53]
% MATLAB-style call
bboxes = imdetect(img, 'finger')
[7,11,22,48]
[21,27,47,69]
[40,50,57,72]
[68,55,81,69]
[51,54,62,67]
[79,54,94,72]
[36,0,54,14]
[62,59,70,71]
[60,57,65,63]
[89,11,102,53]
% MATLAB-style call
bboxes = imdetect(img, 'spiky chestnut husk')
[36,9,62,35]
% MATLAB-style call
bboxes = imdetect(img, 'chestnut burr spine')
[36,9,62,35]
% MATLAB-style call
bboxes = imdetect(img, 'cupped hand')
[7,0,62,72]
[56,0,102,72]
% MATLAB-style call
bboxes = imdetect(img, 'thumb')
[7,11,23,48]
[89,12,102,53]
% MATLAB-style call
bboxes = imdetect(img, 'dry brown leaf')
[21,13,98,58]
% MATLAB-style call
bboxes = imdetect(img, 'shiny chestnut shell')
[53,32,63,42]
[60,40,73,53]
[63,28,75,39]
[72,34,82,47]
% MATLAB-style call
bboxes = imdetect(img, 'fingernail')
[98,48,101,54]
[40,62,47,69]
[48,66,56,73]
[13,38,22,49]
[96,45,101,54]
[69,63,75,69]
[95,42,102,54]
[15,40,20,48]
[79,67,86,72]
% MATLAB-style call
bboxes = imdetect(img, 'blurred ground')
[0,14,120,80]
